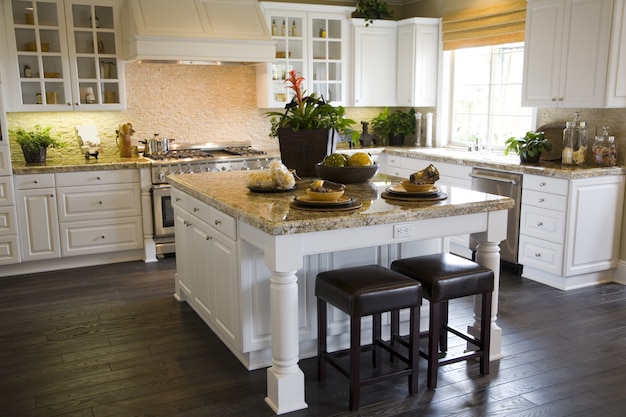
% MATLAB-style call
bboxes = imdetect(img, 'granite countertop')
[11,155,151,174]
[167,171,514,236]
[384,147,626,179]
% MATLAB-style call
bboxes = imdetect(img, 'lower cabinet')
[519,174,624,289]
[14,169,143,263]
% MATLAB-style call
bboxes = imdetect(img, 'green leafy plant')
[371,108,416,144]
[265,70,358,144]
[504,131,552,160]
[355,0,395,26]
[10,125,62,153]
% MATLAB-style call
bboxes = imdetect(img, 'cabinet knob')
[193,207,199,212]
[538,198,544,203]
[33,180,38,184]
[214,219,222,225]
[551,97,557,102]
[49,194,54,198]
[68,103,72,106]
[536,221,543,227]
[175,197,181,202]
[98,201,103,205]
[206,236,212,241]
[539,182,546,187]
[101,235,105,239]
[97,176,101,180]
[534,252,542,258]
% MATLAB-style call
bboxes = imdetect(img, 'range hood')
[122,0,276,63]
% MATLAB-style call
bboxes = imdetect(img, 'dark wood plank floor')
[2,256,626,417]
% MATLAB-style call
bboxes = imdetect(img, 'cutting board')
[538,122,565,161]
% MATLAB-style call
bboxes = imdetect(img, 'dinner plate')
[295,194,354,207]
[290,200,362,211]
[381,191,448,202]
[248,186,296,193]
[386,184,439,196]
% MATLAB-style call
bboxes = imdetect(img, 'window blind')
[442,0,527,50]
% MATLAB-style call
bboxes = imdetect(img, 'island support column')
[469,209,507,361]
[264,238,308,414]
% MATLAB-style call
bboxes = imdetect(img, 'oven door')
[152,184,175,240]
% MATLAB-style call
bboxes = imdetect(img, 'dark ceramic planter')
[278,128,336,178]
[520,152,541,164]
[22,147,47,163]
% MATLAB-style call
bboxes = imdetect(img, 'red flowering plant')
[266,70,358,144]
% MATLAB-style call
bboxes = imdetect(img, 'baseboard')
[614,259,626,285]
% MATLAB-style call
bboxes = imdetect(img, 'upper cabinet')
[605,0,626,107]
[521,0,613,108]
[396,18,440,108]
[3,0,125,111]
[257,2,352,108]
[351,18,396,107]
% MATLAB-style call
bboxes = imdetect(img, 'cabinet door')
[174,209,193,300]
[210,228,239,348]
[64,0,124,109]
[605,0,626,107]
[16,188,61,261]
[396,18,440,107]
[4,0,73,110]
[0,146,13,176]
[352,19,396,106]
[190,219,214,323]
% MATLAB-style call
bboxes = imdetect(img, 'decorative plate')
[247,186,296,193]
[295,195,354,207]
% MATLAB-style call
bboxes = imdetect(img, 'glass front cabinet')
[3,0,124,111]
[257,3,351,108]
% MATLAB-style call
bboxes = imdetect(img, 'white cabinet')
[3,0,125,111]
[257,2,351,107]
[396,18,440,107]
[521,0,613,108]
[0,174,20,265]
[606,0,626,106]
[172,188,240,350]
[519,174,624,289]
[351,18,396,106]
[15,173,60,261]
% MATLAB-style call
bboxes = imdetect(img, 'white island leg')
[264,269,308,414]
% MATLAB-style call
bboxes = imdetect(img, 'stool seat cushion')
[316,265,422,317]
[391,253,493,303]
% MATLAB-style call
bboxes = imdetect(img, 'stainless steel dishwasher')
[469,168,523,272]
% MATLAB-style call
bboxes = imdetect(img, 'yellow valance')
[442,0,527,50]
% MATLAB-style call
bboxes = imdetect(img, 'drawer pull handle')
[215,220,222,225]
[536,221,543,227]
[540,182,546,187]
[193,207,199,212]
[175,197,181,202]
[538,198,544,203]
[34,180,39,184]
[534,252,541,257]
[206,236,212,241]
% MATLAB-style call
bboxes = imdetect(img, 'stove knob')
[156,171,166,182]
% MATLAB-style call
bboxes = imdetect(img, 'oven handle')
[153,183,171,191]
[469,172,519,185]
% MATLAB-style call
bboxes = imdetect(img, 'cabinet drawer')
[520,205,566,244]
[188,195,210,220]
[57,184,141,222]
[14,173,55,189]
[56,170,139,186]
[519,235,563,275]
[521,189,567,211]
[0,176,15,206]
[0,206,18,236]
[209,206,237,240]
[59,216,143,257]
[0,235,20,265]
[171,187,189,210]
[523,174,568,195]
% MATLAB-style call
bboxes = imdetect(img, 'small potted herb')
[371,108,416,146]
[504,131,553,163]
[10,125,63,163]
[353,0,395,26]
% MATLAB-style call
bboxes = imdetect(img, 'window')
[441,42,533,150]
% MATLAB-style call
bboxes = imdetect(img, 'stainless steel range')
[144,141,273,255]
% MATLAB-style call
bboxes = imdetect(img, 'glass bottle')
[593,126,609,166]
[291,21,296,37]
[607,135,617,166]
[24,64,31,78]
[281,20,286,36]
[271,19,277,36]
[562,112,587,165]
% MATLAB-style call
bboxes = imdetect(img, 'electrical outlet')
[393,224,413,238]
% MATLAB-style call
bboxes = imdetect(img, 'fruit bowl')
[315,163,378,184]
[305,188,345,201]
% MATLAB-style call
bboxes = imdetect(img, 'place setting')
[290,179,362,211]
[381,164,448,202]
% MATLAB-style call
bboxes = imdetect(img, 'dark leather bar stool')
[391,253,494,389]
[316,264,422,411]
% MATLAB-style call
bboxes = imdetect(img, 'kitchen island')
[168,170,513,414]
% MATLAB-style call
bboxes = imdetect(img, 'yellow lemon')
[573,147,587,164]
[348,152,373,166]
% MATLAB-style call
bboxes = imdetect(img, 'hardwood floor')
[2,256,626,417]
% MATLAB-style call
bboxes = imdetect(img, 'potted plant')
[353,0,395,26]
[265,70,357,177]
[504,130,553,163]
[371,108,416,146]
[10,125,62,163]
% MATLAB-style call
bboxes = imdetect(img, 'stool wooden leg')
[373,313,381,368]
[349,315,361,411]
[440,301,449,355]
[317,298,327,381]
[479,291,492,376]
[390,310,400,363]
[408,305,420,394]
[427,301,441,389]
